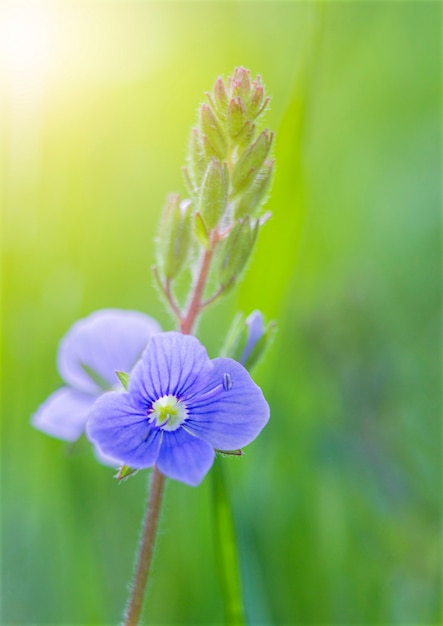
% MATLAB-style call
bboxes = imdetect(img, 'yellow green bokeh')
[2,2,440,624]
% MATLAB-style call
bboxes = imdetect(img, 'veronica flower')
[32,309,161,444]
[86,332,269,486]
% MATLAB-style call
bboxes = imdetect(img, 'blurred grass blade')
[211,458,246,626]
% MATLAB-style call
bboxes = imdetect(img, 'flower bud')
[157,195,193,279]
[235,120,256,150]
[218,217,259,288]
[240,311,276,370]
[234,159,274,219]
[194,211,211,250]
[200,104,227,161]
[247,76,270,120]
[213,77,228,118]
[227,97,248,139]
[231,67,252,102]
[231,129,274,193]
[221,310,276,371]
[199,158,229,231]
[187,127,206,191]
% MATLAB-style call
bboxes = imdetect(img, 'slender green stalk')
[123,467,166,626]
[212,458,246,626]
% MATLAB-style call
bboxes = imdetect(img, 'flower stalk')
[123,467,166,626]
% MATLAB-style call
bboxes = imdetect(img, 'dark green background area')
[2,2,441,624]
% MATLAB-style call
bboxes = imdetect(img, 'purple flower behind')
[86,332,270,486]
[32,309,161,446]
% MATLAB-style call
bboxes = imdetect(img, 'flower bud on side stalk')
[156,195,193,280]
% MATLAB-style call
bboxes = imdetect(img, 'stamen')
[223,373,233,391]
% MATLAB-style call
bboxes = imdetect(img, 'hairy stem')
[123,467,166,626]
[181,245,214,334]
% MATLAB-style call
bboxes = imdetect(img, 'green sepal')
[157,195,193,280]
[116,370,130,391]
[213,77,229,119]
[234,159,274,219]
[187,127,206,192]
[231,130,274,194]
[115,465,139,482]
[220,312,248,360]
[219,217,259,288]
[201,104,227,161]
[235,120,256,151]
[227,97,247,139]
[199,158,228,230]
[215,448,243,457]
[194,211,211,250]
[221,311,277,372]
[242,320,277,372]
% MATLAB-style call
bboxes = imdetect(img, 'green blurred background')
[2,1,441,624]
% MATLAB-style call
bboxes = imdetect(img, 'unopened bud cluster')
[155,67,275,318]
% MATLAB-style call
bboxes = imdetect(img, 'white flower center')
[149,394,187,431]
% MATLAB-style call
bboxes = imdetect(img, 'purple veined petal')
[92,444,122,467]
[32,387,95,442]
[241,310,264,365]
[129,332,213,409]
[184,357,270,450]
[86,391,162,468]
[156,427,215,486]
[58,309,162,395]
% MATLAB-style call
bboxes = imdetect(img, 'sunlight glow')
[0,2,60,94]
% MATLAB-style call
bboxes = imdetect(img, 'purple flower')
[32,309,161,444]
[86,332,270,486]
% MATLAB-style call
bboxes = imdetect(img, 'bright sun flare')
[0,2,60,92]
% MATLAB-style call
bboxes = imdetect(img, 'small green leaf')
[116,370,130,391]
[115,465,139,482]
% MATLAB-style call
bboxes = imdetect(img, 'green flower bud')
[231,67,252,102]
[202,134,220,162]
[231,129,274,193]
[234,159,274,219]
[218,216,259,288]
[194,210,211,250]
[235,120,256,150]
[227,97,247,139]
[213,77,228,119]
[157,195,193,279]
[247,76,270,120]
[200,103,227,161]
[187,127,206,191]
[199,158,228,231]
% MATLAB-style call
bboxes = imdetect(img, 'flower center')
[149,394,187,431]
